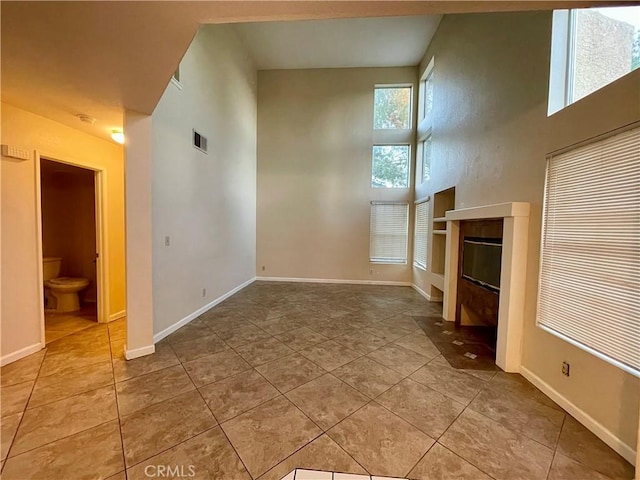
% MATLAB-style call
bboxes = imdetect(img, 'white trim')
[520,365,637,466]
[412,283,442,302]
[256,276,411,287]
[1,343,44,367]
[170,76,183,90]
[153,277,256,344]
[444,201,530,221]
[124,343,155,360]
[109,310,127,322]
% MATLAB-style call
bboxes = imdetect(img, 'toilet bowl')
[43,257,90,313]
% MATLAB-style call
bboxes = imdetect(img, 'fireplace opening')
[462,237,502,293]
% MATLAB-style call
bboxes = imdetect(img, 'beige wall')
[1,103,125,362]
[414,11,638,455]
[151,25,257,335]
[41,161,97,302]
[257,67,417,283]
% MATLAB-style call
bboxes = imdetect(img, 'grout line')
[106,321,129,480]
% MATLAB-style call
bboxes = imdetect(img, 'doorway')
[37,157,108,343]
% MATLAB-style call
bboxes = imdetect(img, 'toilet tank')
[43,257,62,281]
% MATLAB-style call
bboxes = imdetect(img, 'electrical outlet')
[262,265,266,271]
[164,236,170,247]
[562,361,570,377]
[369,268,373,275]
[202,288,206,297]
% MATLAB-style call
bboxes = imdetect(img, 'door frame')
[35,152,110,345]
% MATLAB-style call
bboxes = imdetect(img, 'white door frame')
[35,152,110,344]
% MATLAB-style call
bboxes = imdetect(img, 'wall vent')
[193,130,208,153]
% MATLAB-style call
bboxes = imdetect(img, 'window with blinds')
[370,202,409,264]
[537,126,640,377]
[413,201,429,269]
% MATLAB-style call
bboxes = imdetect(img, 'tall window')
[370,202,409,264]
[548,6,640,114]
[421,135,432,182]
[417,58,435,185]
[371,145,410,188]
[537,126,640,376]
[413,201,429,270]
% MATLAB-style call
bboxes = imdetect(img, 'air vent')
[193,130,207,153]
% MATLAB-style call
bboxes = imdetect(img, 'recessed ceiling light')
[111,130,125,145]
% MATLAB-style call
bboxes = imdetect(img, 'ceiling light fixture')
[111,130,125,145]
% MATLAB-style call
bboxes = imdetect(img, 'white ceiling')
[234,16,442,70]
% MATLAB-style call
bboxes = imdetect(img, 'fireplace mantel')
[443,202,530,372]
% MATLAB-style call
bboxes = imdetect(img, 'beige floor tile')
[105,471,127,480]
[255,315,308,335]
[307,320,356,339]
[199,370,280,422]
[222,396,322,478]
[183,349,252,387]
[127,427,251,480]
[0,350,46,387]
[490,372,563,410]
[216,324,272,348]
[0,412,22,460]
[332,357,403,399]
[410,357,483,405]
[363,322,412,343]
[335,330,389,355]
[112,343,180,382]
[256,353,326,393]
[547,452,617,480]
[28,361,114,408]
[2,420,123,480]
[275,327,329,351]
[408,443,492,480]
[0,381,34,417]
[393,333,441,358]
[169,334,229,363]
[377,378,464,438]
[259,434,368,480]
[286,374,369,431]
[327,402,434,478]
[11,385,118,456]
[121,389,217,467]
[468,381,565,448]
[164,320,214,345]
[116,365,195,416]
[299,340,361,371]
[236,337,295,367]
[439,409,554,480]
[367,343,430,376]
[557,416,634,479]
[38,347,111,377]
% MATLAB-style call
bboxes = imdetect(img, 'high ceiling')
[234,16,442,70]
[0,1,619,142]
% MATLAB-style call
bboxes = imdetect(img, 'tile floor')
[44,305,97,344]
[0,282,634,480]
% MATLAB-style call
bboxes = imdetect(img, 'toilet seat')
[46,277,89,288]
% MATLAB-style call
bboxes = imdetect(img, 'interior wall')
[413,11,638,455]
[151,24,257,336]
[257,67,417,283]
[41,161,97,302]
[0,103,125,363]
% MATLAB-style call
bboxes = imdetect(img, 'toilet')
[43,257,90,313]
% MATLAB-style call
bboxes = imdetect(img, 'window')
[373,86,412,129]
[422,71,434,120]
[413,201,429,269]
[537,126,640,377]
[370,202,409,264]
[548,6,640,114]
[421,135,432,182]
[371,145,410,188]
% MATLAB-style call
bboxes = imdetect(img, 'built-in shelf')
[431,187,455,282]
[433,230,447,235]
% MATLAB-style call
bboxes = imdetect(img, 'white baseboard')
[411,283,443,302]
[124,343,155,360]
[1,342,44,366]
[520,365,636,466]
[109,310,126,322]
[153,277,257,344]
[255,276,412,287]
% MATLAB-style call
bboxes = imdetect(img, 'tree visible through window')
[371,145,410,188]
[373,87,411,129]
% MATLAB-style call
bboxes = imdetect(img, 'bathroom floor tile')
[256,353,326,393]
[183,349,252,387]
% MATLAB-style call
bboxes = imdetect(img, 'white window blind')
[537,126,640,377]
[414,201,429,269]
[370,202,409,264]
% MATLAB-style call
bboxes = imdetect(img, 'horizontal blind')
[370,202,409,264]
[538,126,640,377]
[413,201,429,269]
